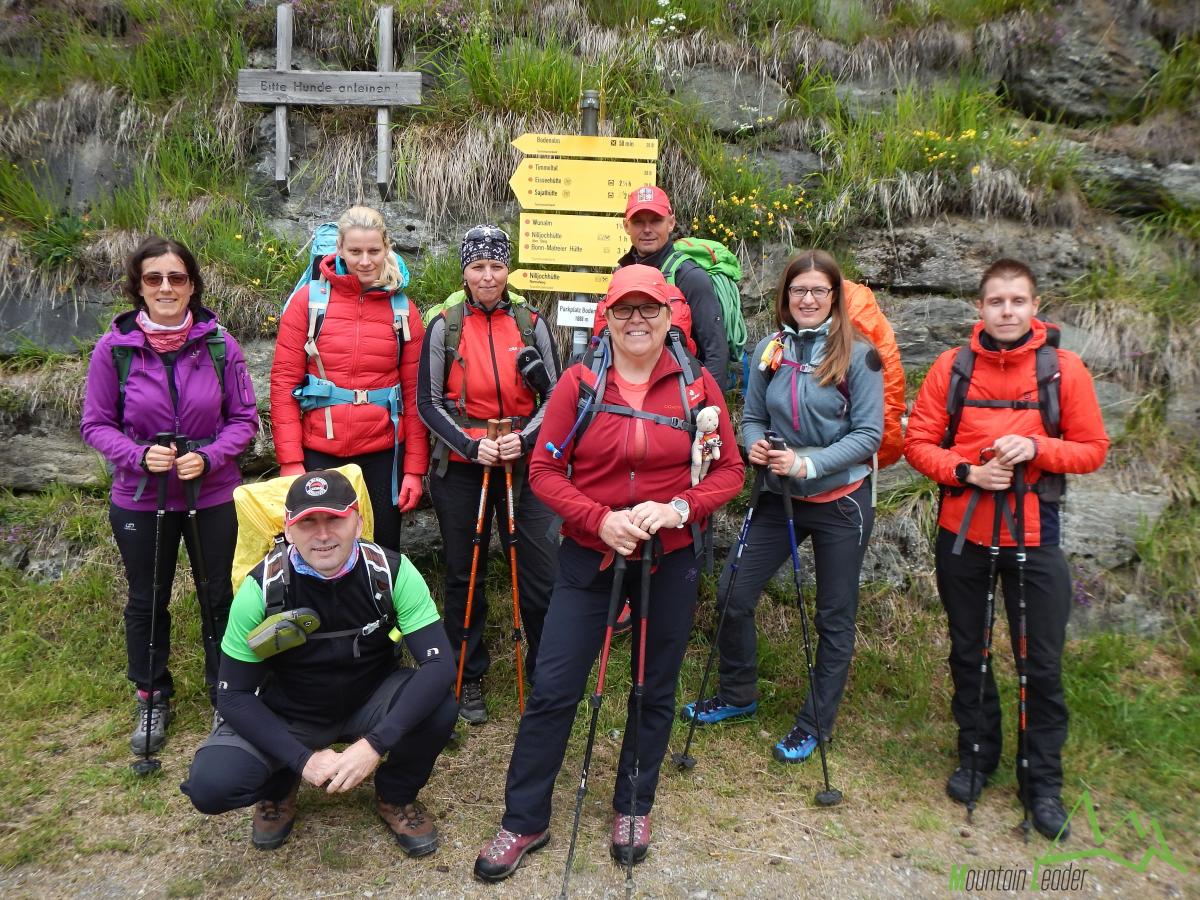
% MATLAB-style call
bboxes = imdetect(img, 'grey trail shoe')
[129,692,172,755]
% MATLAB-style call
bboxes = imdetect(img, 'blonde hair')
[336,206,403,293]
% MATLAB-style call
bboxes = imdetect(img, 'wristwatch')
[670,497,690,527]
[954,462,971,486]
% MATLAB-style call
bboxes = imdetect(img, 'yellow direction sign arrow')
[512,133,659,161]
[520,214,629,268]
[509,269,612,294]
[509,158,657,213]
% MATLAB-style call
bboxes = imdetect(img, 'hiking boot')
[377,798,439,857]
[946,766,991,804]
[1031,796,1071,841]
[473,827,550,882]
[459,680,488,725]
[772,725,818,763]
[251,780,299,850]
[679,694,757,725]
[610,812,651,865]
[129,691,172,755]
[613,600,632,636]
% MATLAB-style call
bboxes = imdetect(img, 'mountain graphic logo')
[1032,790,1190,880]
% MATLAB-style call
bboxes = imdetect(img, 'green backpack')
[661,238,747,363]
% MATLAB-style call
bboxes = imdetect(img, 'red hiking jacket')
[904,320,1109,547]
[270,255,429,475]
[529,349,745,555]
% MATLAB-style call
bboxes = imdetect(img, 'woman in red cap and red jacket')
[270,206,428,551]
[473,264,744,882]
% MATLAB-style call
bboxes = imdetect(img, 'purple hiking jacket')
[81,307,259,512]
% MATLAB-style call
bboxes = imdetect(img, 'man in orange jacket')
[905,259,1108,840]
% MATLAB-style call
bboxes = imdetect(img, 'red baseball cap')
[624,185,673,220]
[604,264,671,308]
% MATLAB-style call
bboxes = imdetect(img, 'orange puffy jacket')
[843,280,905,468]
[904,320,1109,548]
[270,255,429,475]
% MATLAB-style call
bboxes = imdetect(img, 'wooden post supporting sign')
[237,3,421,197]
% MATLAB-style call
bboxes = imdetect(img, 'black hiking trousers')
[110,500,236,705]
[935,527,1073,797]
[714,482,873,738]
[182,668,458,811]
[430,459,558,685]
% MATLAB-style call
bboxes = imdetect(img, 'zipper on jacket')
[485,311,505,417]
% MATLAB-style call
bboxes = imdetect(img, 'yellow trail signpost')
[519,213,630,268]
[508,158,657,214]
[508,269,611,295]
[511,133,658,161]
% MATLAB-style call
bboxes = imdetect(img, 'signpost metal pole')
[274,2,292,195]
[572,89,602,360]
[376,6,394,201]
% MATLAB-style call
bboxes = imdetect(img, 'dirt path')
[1,715,1195,899]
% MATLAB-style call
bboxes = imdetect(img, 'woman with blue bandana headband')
[416,224,562,726]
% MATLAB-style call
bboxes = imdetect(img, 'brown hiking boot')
[377,798,439,857]
[251,780,299,850]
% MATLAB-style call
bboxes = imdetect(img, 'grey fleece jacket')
[743,321,884,498]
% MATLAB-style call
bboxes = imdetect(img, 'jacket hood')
[108,306,221,345]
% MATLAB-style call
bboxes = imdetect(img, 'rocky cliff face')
[0,0,1195,629]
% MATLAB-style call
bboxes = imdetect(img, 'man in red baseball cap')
[618,186,729,390]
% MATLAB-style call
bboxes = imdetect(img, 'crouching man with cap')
[181,470,457,855]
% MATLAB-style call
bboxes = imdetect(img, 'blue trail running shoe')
[773,725,818,763]
[679,695,757,725]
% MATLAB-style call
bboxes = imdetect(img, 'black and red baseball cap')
[284,470,359,525]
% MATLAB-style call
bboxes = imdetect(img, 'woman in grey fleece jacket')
[681,249,884,763]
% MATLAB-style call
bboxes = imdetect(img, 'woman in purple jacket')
[82,236,259,755]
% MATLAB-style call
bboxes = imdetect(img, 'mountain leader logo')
[947,790,1189,892]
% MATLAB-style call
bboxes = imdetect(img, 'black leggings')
[110,501,237,704]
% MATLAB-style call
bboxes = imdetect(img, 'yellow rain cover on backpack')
[231,464,375,591]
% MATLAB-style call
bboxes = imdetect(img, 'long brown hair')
[774,249,863,388]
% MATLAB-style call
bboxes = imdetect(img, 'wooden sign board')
[512,133,659,161]
[519,214,629,267]
[509,158,656,214]
[509,269,611,295]
[237,70,421,106]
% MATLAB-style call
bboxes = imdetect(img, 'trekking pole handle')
[487,419,501,440]
[765,430,787,453]
[979,446,997,464]
[496,418,513,437]
[154,432,175,448]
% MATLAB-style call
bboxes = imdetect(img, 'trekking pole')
[674,466,766,770]
[625,539,653,898]
[455,419,499,702]
[131,431,175,776]
[767,432,842,807]
[496,418,526,713]
[1013,462,1032,843]
[966,483,1005,824]
[560,552,627,900]
[181,439,220,702]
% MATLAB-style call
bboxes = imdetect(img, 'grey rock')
[728,145,823,188]
[1003,2,1167,124]
[1091,379,1139,442]
[1164,382,1200,444]
[834,72,976,120]
[674,66,788,138]
[887,294,977,372]
[0,278,110,355]
[41,132,134,209]
[849,217,1139,294]
[0,423,104,490]
[1066,138,1200,214]
[1069,591,1171,638]
[860,513,932,592]
[1061,473,1170,569]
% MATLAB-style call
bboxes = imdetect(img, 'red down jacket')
[270,254,429,475]
[529,348,744,556]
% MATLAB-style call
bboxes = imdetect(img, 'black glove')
[517,347,551,396]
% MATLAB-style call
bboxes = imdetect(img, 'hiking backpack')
[662,237,748,369]
[940,321,1065,501]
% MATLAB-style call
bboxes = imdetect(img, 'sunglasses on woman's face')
[609,303,666,320]
[464,225,507,242]
[141,272,190,287]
